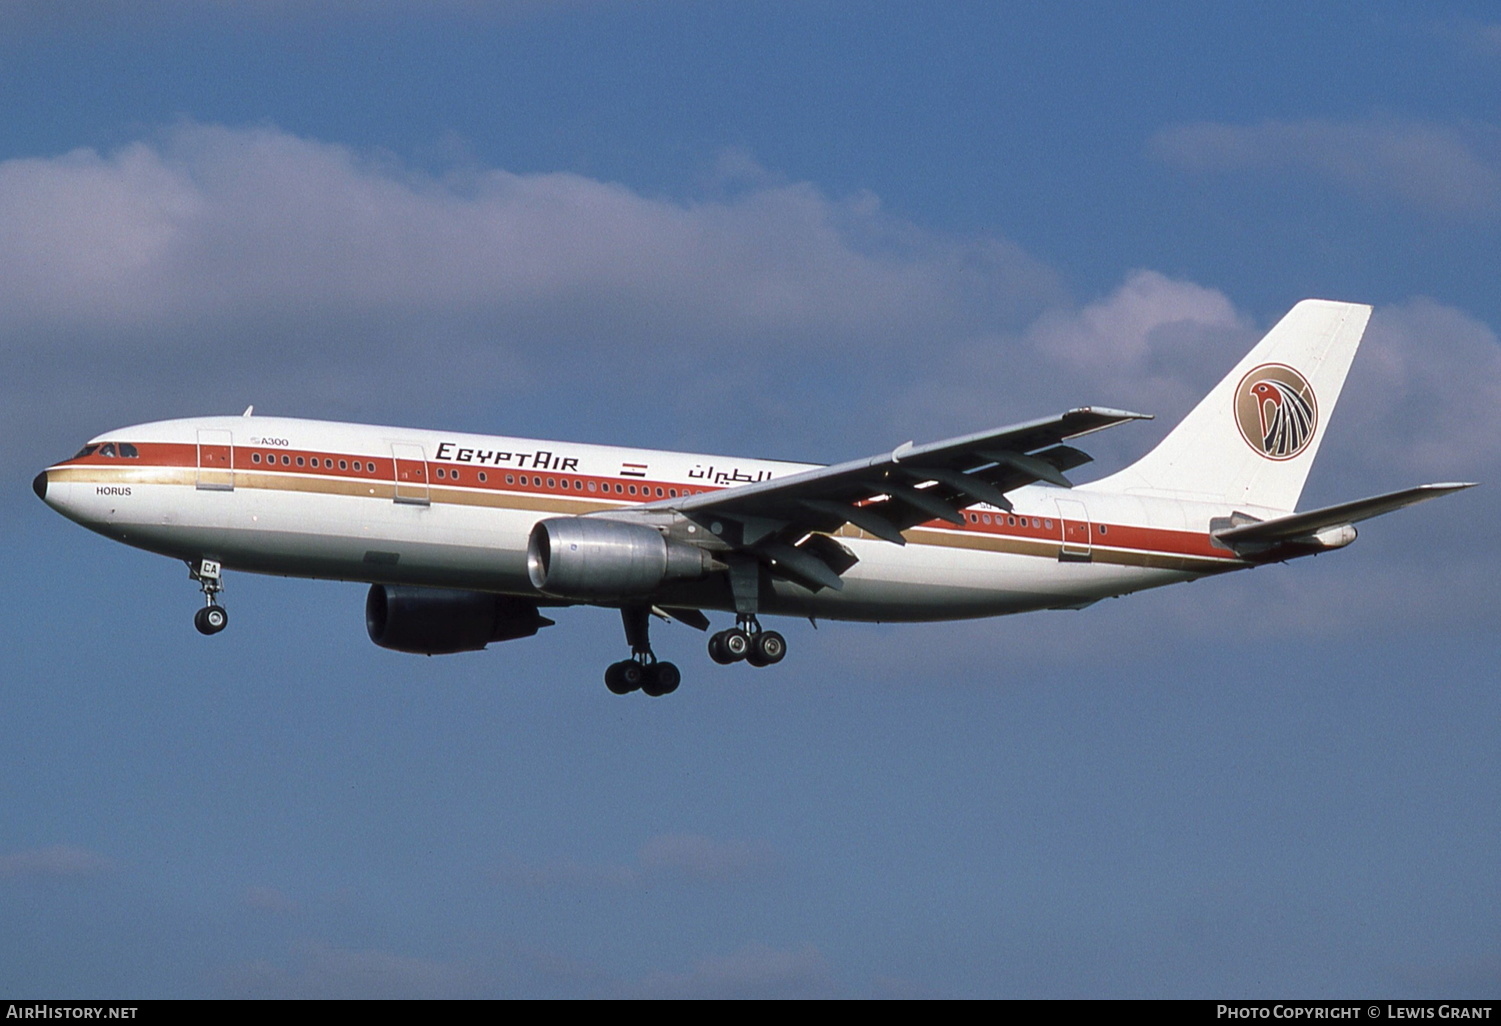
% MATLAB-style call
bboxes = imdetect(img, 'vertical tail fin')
[1091,299,1372,513]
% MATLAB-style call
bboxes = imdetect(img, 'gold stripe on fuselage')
[51,464,1243,575]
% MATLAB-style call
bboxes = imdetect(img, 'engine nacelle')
[366,584,553,655]
[527,517,715,600]
[1310,524,1358,550]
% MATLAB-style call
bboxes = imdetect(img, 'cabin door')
[1055,497,1091,562]
[196,430,234,491]
[392,443,430,506]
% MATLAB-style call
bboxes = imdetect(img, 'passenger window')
[296,457,305,467]
[478,472,486,482]
[252,453,262,464]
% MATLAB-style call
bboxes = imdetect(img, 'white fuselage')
[41,415,1258,623]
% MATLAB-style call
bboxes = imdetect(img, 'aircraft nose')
[32,471,47,502]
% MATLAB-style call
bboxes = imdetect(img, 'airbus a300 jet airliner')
[35,300,1471,696]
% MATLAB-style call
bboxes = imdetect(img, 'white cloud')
[0,845,113,880]
[496,832,777,890]
[217,941,481,1000]
[242,885,301,916]
[894,270,1258,464]
[886,276,1501,644]
[0,121,1056,342]
[1149,116,1501,216]
[636,833,778,883]
[1433,18,1501,59]
[1,121,1062,477]
[1479,24,1501,56]
[1329,297,1501,483]
[624,943,839,999]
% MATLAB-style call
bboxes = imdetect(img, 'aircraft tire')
[194,605,228,636]
[708,632,736,665]
[722,629,750,662]
[750,630,785,666]
[605,661,640,695]
[642,662,681,697]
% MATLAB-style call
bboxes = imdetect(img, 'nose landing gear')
[189,559,228,636]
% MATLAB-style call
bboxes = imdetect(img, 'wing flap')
[617,408,1150,591]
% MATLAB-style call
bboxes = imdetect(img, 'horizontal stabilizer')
[1214,482,1475,549]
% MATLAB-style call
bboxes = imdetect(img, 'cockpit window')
[83,442,140,459]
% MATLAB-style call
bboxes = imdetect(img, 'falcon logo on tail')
[1235,363,1318,460]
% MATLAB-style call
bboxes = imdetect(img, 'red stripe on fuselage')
[56,441,1243,566]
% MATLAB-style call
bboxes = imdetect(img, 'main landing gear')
[707,615,786,668]
[189,558,228,636]
[604,606,681,698]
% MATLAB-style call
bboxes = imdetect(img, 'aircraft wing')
[633,407,1151,592]
[1213,482,1476,551]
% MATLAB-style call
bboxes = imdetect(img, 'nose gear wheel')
[189,558,228,636]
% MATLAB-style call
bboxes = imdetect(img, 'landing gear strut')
[604,606,681,697]
[708,615,786,667]
[707,556,787,668]
[189,558,228,636]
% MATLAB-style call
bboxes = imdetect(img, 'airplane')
[33,299,1472,696]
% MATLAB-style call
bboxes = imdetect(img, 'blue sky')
[3,1,1498,998]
